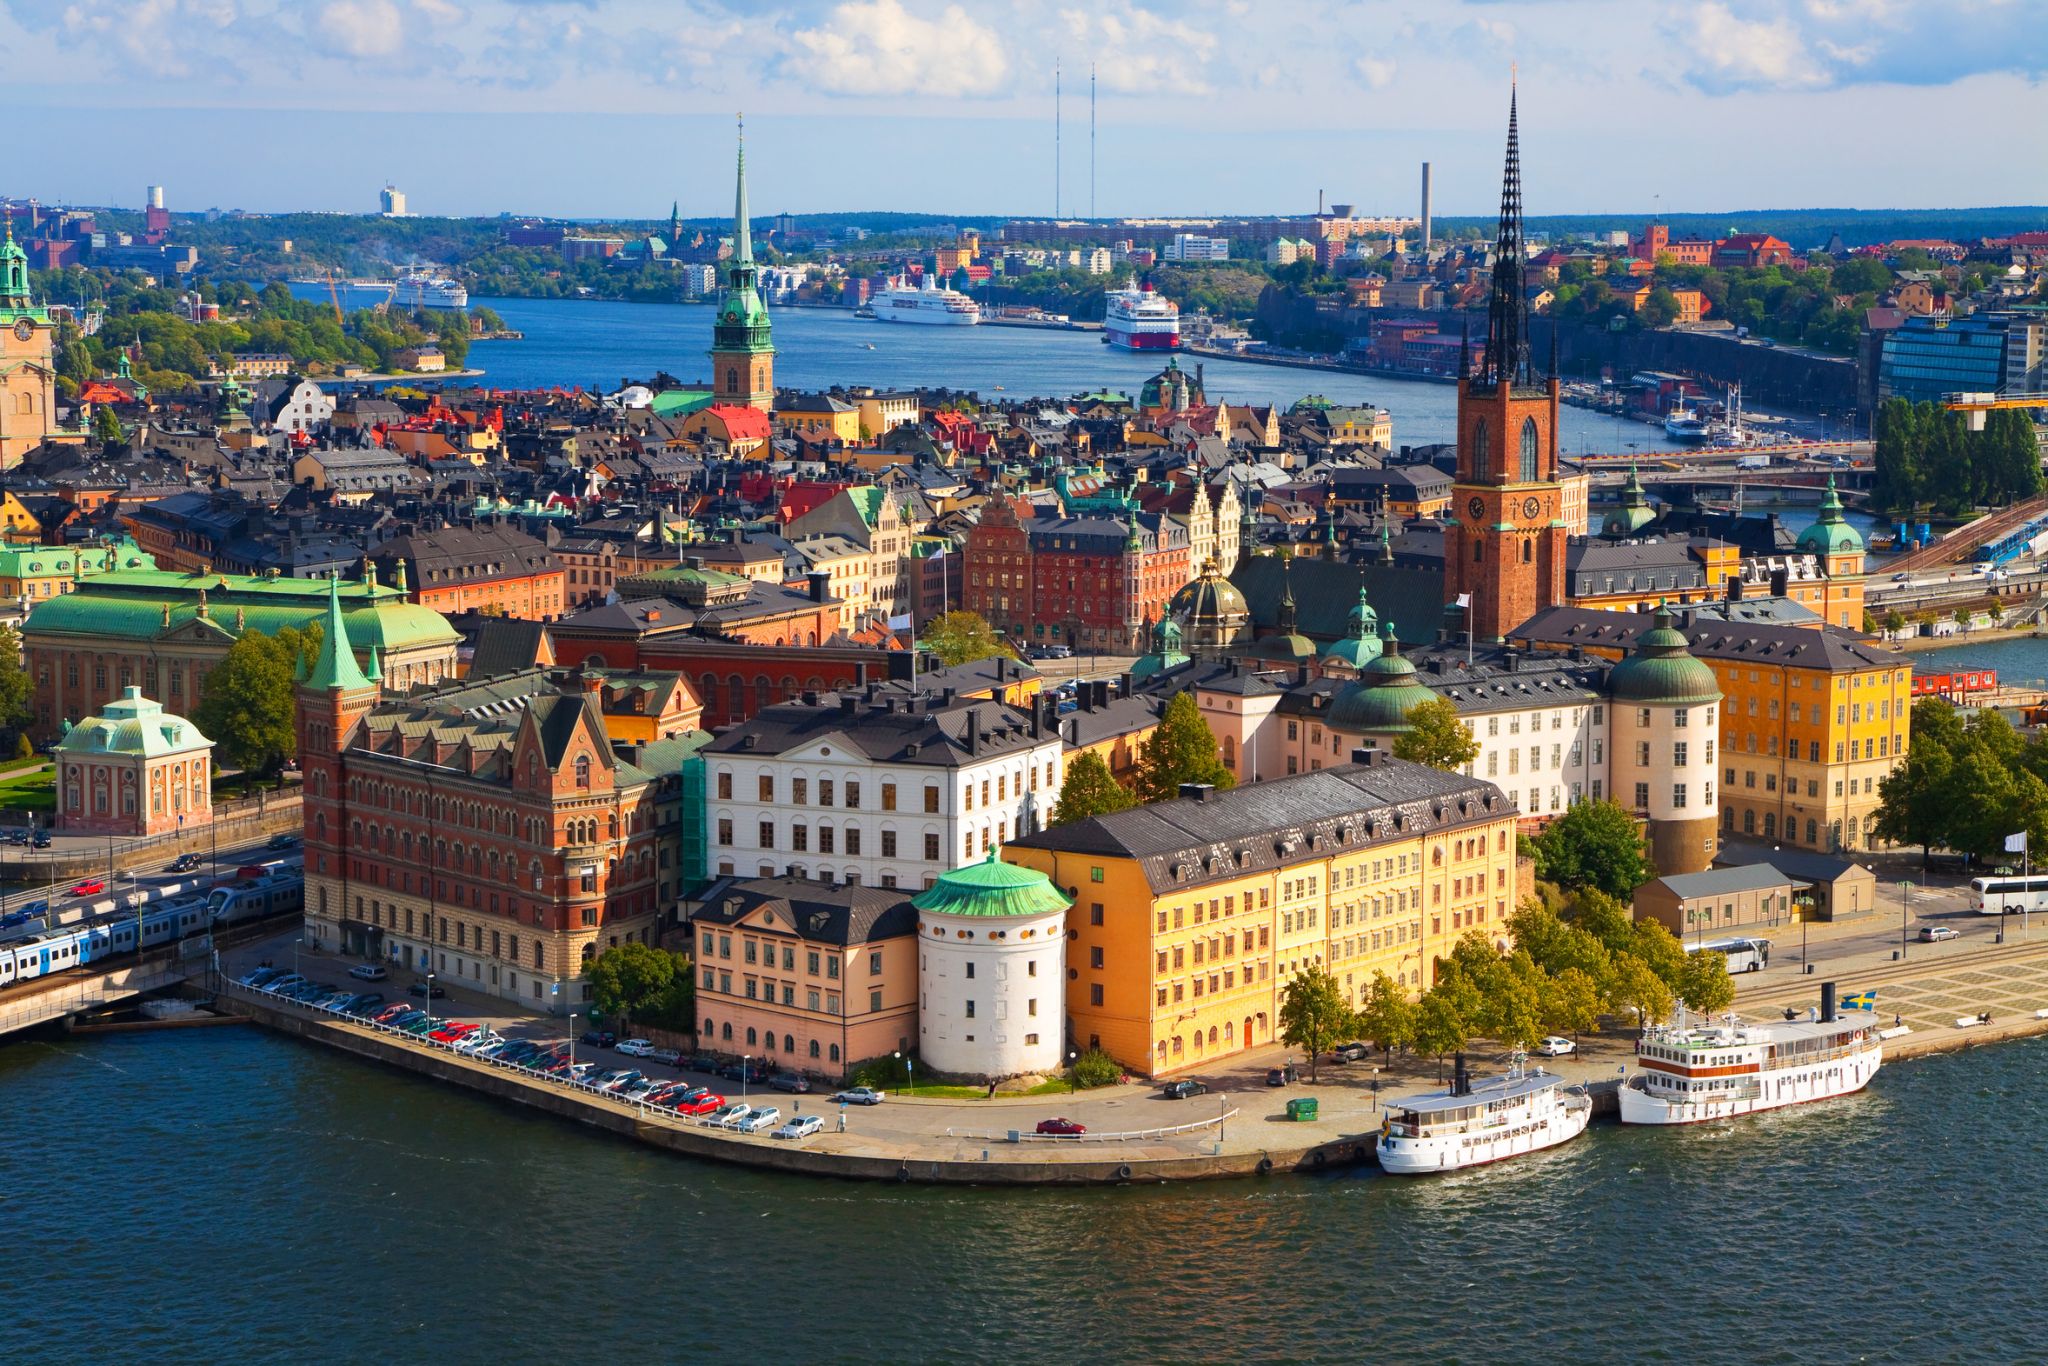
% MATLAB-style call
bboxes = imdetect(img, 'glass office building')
[1878,311,2045,404]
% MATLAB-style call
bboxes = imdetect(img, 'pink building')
[54,687,214,837]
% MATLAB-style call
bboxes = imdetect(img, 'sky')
[3,0,2043,221]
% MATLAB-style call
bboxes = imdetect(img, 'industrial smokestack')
[1420,162,1432,257]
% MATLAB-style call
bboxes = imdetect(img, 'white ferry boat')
[1104,278,1181,350]
[1620,987,1881,1126]
[1376,1054,1591,1175]
[1664,402,1709,441]
[397,270,468,310]
[873,275,981,326]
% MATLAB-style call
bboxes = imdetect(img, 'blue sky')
[3,0,2041,220]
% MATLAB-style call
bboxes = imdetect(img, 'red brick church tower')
[1444,82,1566,641]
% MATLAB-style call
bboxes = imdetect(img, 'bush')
[1067,1047,1122,1089]
[849,1053,920,1089]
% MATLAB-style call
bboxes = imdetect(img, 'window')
[881,782,897,811]
[923,833,940,861]
[924,785,940,814]
[717,771,732,800]
[758,775,774,801]
[1090,946,1104,969]
[845,781,860,809]
[869,990,882,1013]
[869,952,883,976]
[819,779,834,806]
[1634,782,1649,809]
[1090,902,1104,926]
[759,820,775,849]
[1519,417,1539,482]
[882,829,898,857]
[1673,742,1688,767]
[1090,983,1104,1007]
[716,818,733,846]
[1673,783,1688,809]
[793,778,808,806]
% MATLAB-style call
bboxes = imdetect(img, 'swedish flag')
[1841,990,1878,1011]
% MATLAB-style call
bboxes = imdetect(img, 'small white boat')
[1377,1053,1590,1175]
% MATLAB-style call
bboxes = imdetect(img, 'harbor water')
[4,1022,2043,1363]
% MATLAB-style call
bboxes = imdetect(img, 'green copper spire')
[307,572,371,692]
[0,213,31,309]
[711,114,774,397]
[733,116,754,266]
[1797,474,1864,556]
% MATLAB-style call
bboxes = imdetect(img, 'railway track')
[0,912,296,1009]
[1886,494,2048,574]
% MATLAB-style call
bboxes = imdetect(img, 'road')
[0,836,301,940]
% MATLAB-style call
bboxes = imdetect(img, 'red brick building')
[964,496,1190,654]
[1713,233,1796,270]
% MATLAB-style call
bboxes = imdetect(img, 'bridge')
[0,915,282,1039]
[1884,493,2048,574]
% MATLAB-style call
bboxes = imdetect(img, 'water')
[1915,633,2048,688]
[5,1023,2043,1363]
[342,290,1695,457]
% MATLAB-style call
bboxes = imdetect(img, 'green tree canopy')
[1608,951,1674,1026]
[1412,986,1470,1080]
[1354,970,1415,1056]
[0,625,34,743]
[192,624,319,776]
[1390,696,1480,772]
[1544,966,1606,1041]
[91,405,124,448]
[1675,949,1736,1016]
[1277,962,1353,1081]
[918,610,1014,667]
[1530,799,1653,899]
[584,942,694,1031]
[1050,750,1137,827]
[1131,691,1236,804]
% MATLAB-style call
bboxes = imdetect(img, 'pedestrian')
[1894,1014,1902,1030]
[987,1080,996,1098]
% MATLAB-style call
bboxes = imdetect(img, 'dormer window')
[574,755,591,789]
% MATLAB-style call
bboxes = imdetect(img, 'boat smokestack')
[1820,982,1837,1024]
[1451,1051,1469,1097]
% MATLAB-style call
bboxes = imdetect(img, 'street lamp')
[426,971,437,1030]
[1900,880,1913,959]
[742,1053,751,1104]
[895,1049,914,1096]
[568,1012,578,1073]
[1218,1092,1227,1146]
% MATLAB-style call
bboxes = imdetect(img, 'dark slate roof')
[1510,605,1910,673]
[1232,554,1449,646]
[1649,864,1792,900]
[686,876,918,946]
[1009,759,1513,895]
[470,617,552,677]
[704,694,1053,768]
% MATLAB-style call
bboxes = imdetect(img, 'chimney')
[855,662,869,686]
[1091,679,1109,711]
[941,686,957,706]
[1769,567,1789,597]
[839,695,857,716]
[1179,782,1215,802]
[1727,574,1744,602]
[1452,1051,1469,1098]
[1820,981,1837,1024]
[965,706,982,755]
[802,689,820,707]
[808,570,831,602]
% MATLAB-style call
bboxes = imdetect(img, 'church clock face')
[1467,496,1485,522]
[1522,496,1542,520]
[12,318,31,342]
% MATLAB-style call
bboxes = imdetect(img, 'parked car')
[774,1115,825,1141]
[1265,1063,1300,1087]
[266,833,301,850]
[736,1107,783,1134]
[1161,1080,1209,1100]
[18,899,47,917]
[615,1039,654,1057]
[683,1054,721,1074]
[1035,1117,1086,1136]
[648,1047,682,1066]
[241,966,286,988]
[30,831,50,848]
[1536,1036,1576,1057]
[768,1073,811,1094]
[719,1060,771,1084]
[676,1092,727,1116]
[347,964,389,981]
[831,1086,886,1106]
[601,1070,646,1093]
[3,829,26,846]
[714,1103,756,1129]
[664,1087,711,1109]
[1920,925,1960,942]
[168,854,202,873]
[1330,1043,1370,1063]
[69,879,106,897]
[406,981,448,999]
[580,1030,617,1049]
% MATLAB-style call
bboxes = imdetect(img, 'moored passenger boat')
[1377,1053,1591,1174]
[1620,983,1881,1125]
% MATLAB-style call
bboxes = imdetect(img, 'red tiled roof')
[704,403,773,440]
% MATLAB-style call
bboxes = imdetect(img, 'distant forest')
[1437,206,2048,249]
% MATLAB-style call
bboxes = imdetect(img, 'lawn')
[0,768,53,813]
[892,1078,1077,1100]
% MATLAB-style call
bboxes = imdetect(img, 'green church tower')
[710,117,775,411]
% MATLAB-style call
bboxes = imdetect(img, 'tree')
[1608,951,1673,1027]
[1412,986,1469,1081]
[917,611,1014,667]
[1050,750,1137,826]
[1530,799,1653,899]
[1545,966,1606,1042]
[1277,963,1352,1082]
[91,405,124,448]
[1640,286,1681,328]
[1882,608,1907,639]
[1391,696,1480,772]
[584,941,691,1030]
[1068,1047,1122,1089]
[1131,691,1235,804]
[192,627,311,778]
[0,625,33,743]
[1354,970,1415,1057]
[1675,949,1736,1017]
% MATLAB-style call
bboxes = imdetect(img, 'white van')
[348,963,390,981]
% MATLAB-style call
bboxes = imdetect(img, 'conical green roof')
[912,851,1071,919]
[306,572,371,692]
[1796,476,1863,555]
[1328,628,1434,733]
[1608,607,1721,704]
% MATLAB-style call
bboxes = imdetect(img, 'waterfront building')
[1443,83,1569,643]
[21,565,460,740]
[1005,755,1520,1078]
[0,221,62,468]
[54,687,213,837]
[1604,608,1723,874]
[701,688,1063,891]
[688,875,917,1073]
[299,595,685,1011]
[1877,310,2046,404]
[912,852,1070,1080]
[1632,864,1799,939]
[710,127,775,411]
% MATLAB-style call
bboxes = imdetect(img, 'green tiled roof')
[912,851,1072,919]
[650,389,716,417]
[22,569,459,655]
[0,538,155,579]
[55,687,211,758]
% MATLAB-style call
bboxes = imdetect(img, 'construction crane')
[372,278,398,316]
[323,268,344,324]
[1941,391,2048,431]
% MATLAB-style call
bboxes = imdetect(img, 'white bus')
[1967,876,2048,916]
[1692,937,1771,973]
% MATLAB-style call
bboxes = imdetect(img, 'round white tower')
[1609,607,1723,875]
[913,851,1070,1081]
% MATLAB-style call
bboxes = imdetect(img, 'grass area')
[0,768,54,813]
[889,1078,1078,1100]
[0,755,44,777]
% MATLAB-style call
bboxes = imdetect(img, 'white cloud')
[1061,4,1218,94]
[788,0,1008,97]
[1354,56,1395,89]
[1683,2,1830,90]
[317,0,406,58]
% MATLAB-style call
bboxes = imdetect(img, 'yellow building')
[1513,606,1911,854]
[0,537,155,603]
[0,229,58,469]
[776,393,861,444]
[1005,757,1519,1078]
[0,490,42,543]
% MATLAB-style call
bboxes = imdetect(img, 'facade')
[912,852,1070,1080]
[964,496,1192,653]
[688,876,917,1074]
[0,537,155,605]
[1443,89,1568,642]
[299,604,684,1013]
[1006,756,1520,1079]
[1878,311,2046,404]
[369,524,567,621]
[1606,609,1724,874]
[54,687,213,837]
[702,690,1064,891]
[1633,864,1797,939]
[22,566,460,739]
[710,130,775,411]
[0,225,59,468]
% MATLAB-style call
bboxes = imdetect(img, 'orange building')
[369,524,567,621]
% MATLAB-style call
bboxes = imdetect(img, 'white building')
[911,853,1070,1080]
[380,184,407,217]
[1165,234,1231,262]
[1082,247,1113,276]
[703,693,1064,892]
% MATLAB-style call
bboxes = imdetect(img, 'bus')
[1692,937,1771,973]
[1967,876,2048,916]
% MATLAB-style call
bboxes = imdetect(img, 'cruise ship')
[1104,278,1181,350]
[1620,985,1882,1125]
[396,271,469,310]
[873,275,982,326]
[1376,1054,1591,1174]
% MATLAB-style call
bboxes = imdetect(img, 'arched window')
[809,1040,821,1057]
[1519,417,1540,482]
[723,1022,733,1040]
[784,1034,794,1053]
[574,755,591,789]
[746,1027,758,1045]
[828,1044,840,1062]
[704,1017,714,1036]
[1470,419,1488,473]
[1522,540,1532,564]
[726,367,738,392]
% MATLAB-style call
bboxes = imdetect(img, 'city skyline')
[3,0,2042,219]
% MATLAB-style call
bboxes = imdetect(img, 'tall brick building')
[297,576,682,1013]
[964,496,1190,653]
[1443,83,1567,643]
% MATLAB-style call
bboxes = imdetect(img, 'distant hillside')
[1433,206,2048,249]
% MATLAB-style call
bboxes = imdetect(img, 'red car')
[429,1023,477,1042]
[69,879,106,897]
[675,1092,727,1116]
[1036,1117,1086,1136]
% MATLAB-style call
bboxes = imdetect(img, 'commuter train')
[0,872,303,989]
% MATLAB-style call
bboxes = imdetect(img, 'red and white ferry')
[1621,990,1882,1125]
[1104,278,1180,351]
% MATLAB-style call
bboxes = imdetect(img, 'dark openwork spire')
[1479,79,1529,389]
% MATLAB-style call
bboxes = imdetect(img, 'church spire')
[733,115,754,266]
[306,571,371,692]
[1479,77,1528,389]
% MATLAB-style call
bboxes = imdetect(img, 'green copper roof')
[1796,476,1864,555]
[56,687,211,759]
[713,122,774,355]
[1323,588,1384,669]
[22,569,458,656]
[1602,463,1657,537]
[649,388,716,418]
[0,537,154,579]
[1328,628,1434,733]
[912,851,1072,919]
[1608,607,1722,705]
[307,573,371,691]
